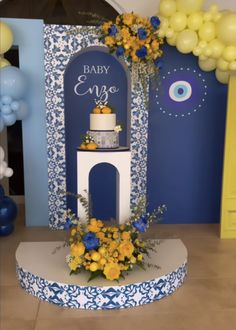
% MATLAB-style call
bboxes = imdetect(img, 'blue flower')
[132,215,148,233]
[150,16,161,30]
[154,59,164,69]
[116,46,125,56]
[136,46,148,58]
[64,217,73,230]
[108,24,118,36]
[138,28,147,40]
[82,232,100,251]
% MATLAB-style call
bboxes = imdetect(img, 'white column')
[77,150,131,224]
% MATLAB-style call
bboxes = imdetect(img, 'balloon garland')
[158,0,236,84]
[0,21,29,132]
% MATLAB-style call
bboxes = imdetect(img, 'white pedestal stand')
[77,148,131,224]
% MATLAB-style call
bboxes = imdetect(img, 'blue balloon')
[11,100,20,111]
[16,100,28,120]
[0,223,14,236]
[0,196,17,226]
[2,112,16,126]
[1,104,12,115]
[0,66,27,99]
[1,95,13,105]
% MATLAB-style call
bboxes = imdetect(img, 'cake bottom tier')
[88,130,119,149]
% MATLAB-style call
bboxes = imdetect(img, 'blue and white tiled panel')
[16,262,187,310]
[44,25,148,228]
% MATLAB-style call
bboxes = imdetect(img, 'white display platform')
[77,150,131,224]
[16,239,187,310]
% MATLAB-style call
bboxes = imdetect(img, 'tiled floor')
[1,205,236,330]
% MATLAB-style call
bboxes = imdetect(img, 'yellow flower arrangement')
[64,195,166,282]
[101,13,164,67]
[100,13,165,107]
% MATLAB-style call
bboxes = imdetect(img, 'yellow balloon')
[203,13,212,22]
[209,4,219,14]
[176,0,203,14]
[208,38,224,59]
[222,46,236,62]
[159,0,176,17]
[0,22,13,54]
[203,47,212,57]
[217,58,229,71]
[193,46,202,56]
[216,13,236,45]
[158,28,166,38]
[187,12,203,31]
[215,69,230,84]
[198,40,207,49]
[166,28,174,38]
[0,57,11,68]
[199,54,208,61]
[198,22,216,42]
[160,17,169,30]
[166,33,177,46]
[170,12,187,32]
[229,61,236,71]
[213,13,222,22]
[198,58,216,71]
[176,29,198,54]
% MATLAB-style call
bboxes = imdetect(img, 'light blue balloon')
[2,113,16,126]
[11,100,20,111]
[1,95,13,105]
[0,66,27,99]
[1,104,12,115]
[0,117,4,132]
[16,100,28,120]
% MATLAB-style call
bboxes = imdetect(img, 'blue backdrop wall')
[64,48,129,219]
[147,44,228,223]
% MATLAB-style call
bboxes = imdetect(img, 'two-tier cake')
[80,103,122,150]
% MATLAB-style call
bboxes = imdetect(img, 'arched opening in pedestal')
[89,162,117,221]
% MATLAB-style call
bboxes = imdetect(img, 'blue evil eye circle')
[169,81,192,102]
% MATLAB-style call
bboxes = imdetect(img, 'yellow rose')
[96,232,105,240]
[105,36,115,47]
[71,228,77,236]
[91,251,101,262]
[99,258,107,266]
[102,21,113,33]
[98,246,106,255]
[103,262,121,280]
[68,258,79,271]
[120,27,130,39]
[121,231,130,240]
[113,232,119,239]
[70,242,85,257]
[123,13,134,26]
[118,241,134,258]
[89,262,99,272]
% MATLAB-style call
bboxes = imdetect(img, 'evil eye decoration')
[168,81,192,102]
[154,67,208,118]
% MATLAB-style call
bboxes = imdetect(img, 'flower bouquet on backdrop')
[100,12,164,103]
[63,193,166,282]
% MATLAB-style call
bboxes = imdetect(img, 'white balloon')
[0,146,13,179]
